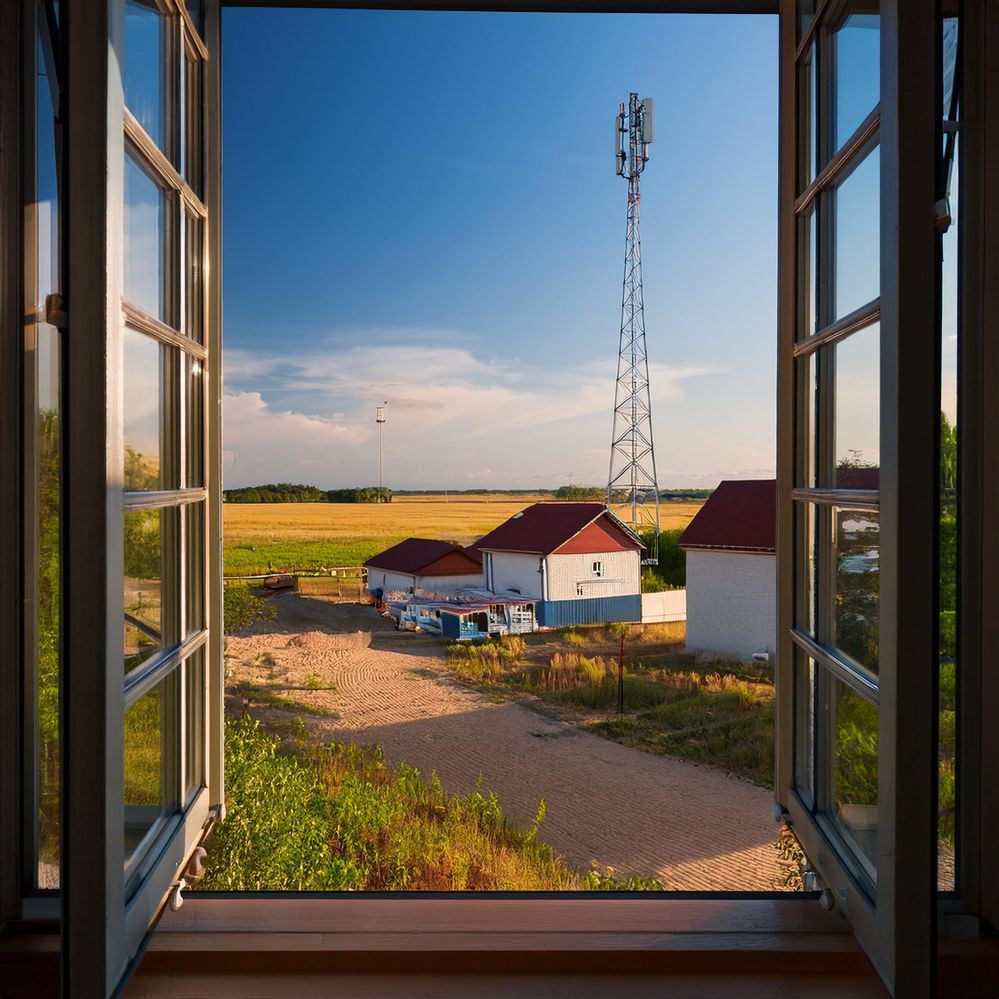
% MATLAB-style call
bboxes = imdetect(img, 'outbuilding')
[364,538,484,595]
[474,502,643,628]
[678,479,776,660]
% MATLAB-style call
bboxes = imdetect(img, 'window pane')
[185,502,205,636]
[797,208,818,339]
[124,509,165,674]
[833,145,880,320]
[832,325,880,487]
[824,673,878,882]
[795,352,816,487]
[183,49,203,195]
[183,212,204,343]
[798,0,816,40]
[795,653,816,799]
[186,355,204,488]
[795,502,816,634]
[831,11,879,153]
[798,45,817,192]
[125,0,166,150]
[124,152,167,321]
[124,329,166,490]
[833,508,880,674]
[185,651,205,802]
[124,672,180,865]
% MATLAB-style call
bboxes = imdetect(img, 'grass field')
[222,498,704,576]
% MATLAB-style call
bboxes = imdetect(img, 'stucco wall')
[684,549,776,659]
[368,569,416,593]
[367,570,484,594]
[546,550,641,601]
[486,552,544,598]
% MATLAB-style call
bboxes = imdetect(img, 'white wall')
[368,569,416,593]
[414,572,484,593]
[486,552,544,598]
[641,589,687,623]
[684,550,776,659]
[546,550,641,601]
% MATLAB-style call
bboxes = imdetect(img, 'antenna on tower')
[608,92,661,566]
[376,402,387,502]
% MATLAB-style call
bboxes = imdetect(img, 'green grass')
[196,714,663,891]
[231,681,338,719]
[224,538,393,575]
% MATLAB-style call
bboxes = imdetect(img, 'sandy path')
[227,597,784,891]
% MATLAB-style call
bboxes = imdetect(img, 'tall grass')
[197,715,661,891]
[445,636,526,683]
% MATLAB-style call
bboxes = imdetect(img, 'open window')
[2,1,996,997]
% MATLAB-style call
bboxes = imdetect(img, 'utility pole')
[608,93,661,565]
[376,402,387,501]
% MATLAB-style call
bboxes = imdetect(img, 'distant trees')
[554,485,604,501]
[639,528,686,592]
[223,484,393,504]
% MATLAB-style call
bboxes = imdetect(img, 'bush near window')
[224,582,277,634]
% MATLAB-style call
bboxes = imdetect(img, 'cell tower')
[608,93,660,565]
[376,402,387,501]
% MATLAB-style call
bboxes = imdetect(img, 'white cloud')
[222,332,733,489]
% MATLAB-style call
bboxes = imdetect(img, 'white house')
[678,479,776,660]
[474,503,643,627]
[364,538,484,595]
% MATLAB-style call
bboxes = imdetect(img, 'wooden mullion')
[124,110,207,220]
[792,298,880,359]
[123,302,208,360]
[790,629,879,704]
[790,487,879,511]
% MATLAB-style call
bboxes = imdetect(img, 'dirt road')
[226,596,784,890]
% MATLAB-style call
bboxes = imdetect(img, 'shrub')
[224,583,277,633]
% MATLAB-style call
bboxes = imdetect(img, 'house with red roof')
[678,479,776,659]
[364,538,484,595]
[474,502,644,628]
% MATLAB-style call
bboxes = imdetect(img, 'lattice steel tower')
[608,93,660,564]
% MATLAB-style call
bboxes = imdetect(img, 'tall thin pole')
[608,93,661,564]
[376,402,386,501]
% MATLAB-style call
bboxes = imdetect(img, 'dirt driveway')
[226,595,784,891]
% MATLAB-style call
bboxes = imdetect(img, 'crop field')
[223,497,704,576]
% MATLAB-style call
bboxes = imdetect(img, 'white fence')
[640,589,687,624]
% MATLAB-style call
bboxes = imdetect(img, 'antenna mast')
[608,93,661,565]
[376,402,387,501]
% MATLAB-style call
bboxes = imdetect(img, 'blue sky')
[221,10,779,490]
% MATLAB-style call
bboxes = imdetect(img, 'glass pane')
[124,509,165,674]
[795,653,816,799]
[833,508,880,674]
[124,152,166,321]
[795,502,816,634]
[185,502,205,636]
[183,48,203,194]
[798,0,816,40]
[124,329,165,490]
[832,325,880,487]
[186,355,204,487]
[125,0,166,150]
[29,14,63,889]
[797,208,818,339]
[185,651,205,802]
[795,352,817,487]
[833,145,879,320]
[831,12,880,153]
[183,212,204,343]
[825,673,878,880]
[798,46,817,192]
[124,672,179,864]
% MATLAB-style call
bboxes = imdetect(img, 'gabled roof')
[678,479,776,554]
[475,503,642,556]
[365,538,481,575]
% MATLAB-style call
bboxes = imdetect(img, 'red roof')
[365,538,481,575]
[678,480,776,553]
[475,503,642,555]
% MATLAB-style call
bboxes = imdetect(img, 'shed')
[364,538,484,595]
[678,479,776,659]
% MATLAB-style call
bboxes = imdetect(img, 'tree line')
[224,484,393,503]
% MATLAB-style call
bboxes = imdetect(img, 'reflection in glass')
[184,212,204,343]
[828,675,878,879]
[124,329,164,490]
[124,674,178,863]
[186,503,205,636]
[798,47,817,191]
[798,209,818,339]
[796,502,816,634]
[832,12,879,152]
[796,353,816,488]
[833,146,879,319]
[939,17,959,891]
[125,0,165,150]
[798,0,816,40]
[186,355,205,488]
[832,325,880,485]
[31,15,62,889]
[185,652,205,802]
[124,152,166,321]
[124,509,163,673]
[834,509,880,674]
[184,50,203,194]
[795,655,816,800]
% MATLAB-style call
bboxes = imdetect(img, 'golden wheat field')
[223,498,703,546]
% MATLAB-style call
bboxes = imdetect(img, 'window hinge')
[44,293,67,329]
[207,801,226,824]
[169,878,187,911]
[803,869,835,910]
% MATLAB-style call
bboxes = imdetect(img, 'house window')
[576,583,585,596]
[592,561,604,578]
